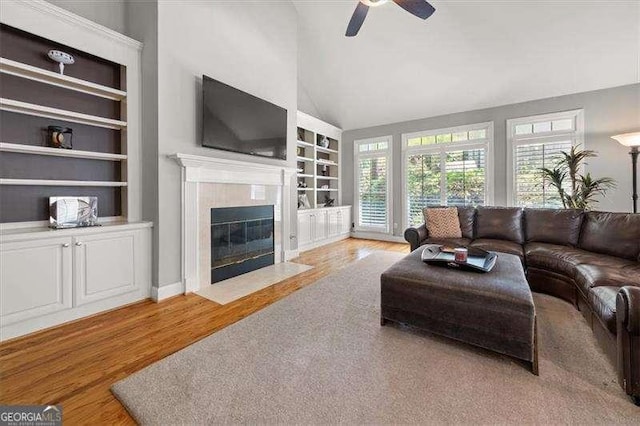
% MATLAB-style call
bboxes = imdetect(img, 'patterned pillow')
[423,207,462,239]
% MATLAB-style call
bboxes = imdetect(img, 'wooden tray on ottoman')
[420,244,498,272]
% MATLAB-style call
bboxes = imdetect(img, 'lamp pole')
[632,146,638,214]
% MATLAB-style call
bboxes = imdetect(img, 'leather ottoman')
[381,248,538,374]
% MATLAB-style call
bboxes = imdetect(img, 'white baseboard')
[298,233,350,253]
[151,281,184,302]
[350,231,407,243]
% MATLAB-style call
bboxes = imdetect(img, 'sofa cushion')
[469,238,524,261]
[524,243,635,281]
[588,286,619,333]
[423,207,462,239]
[524,208,583,246]
[457,206,476,239]
[578,211,640,261]
[421,237,472,248]
[575,263,640,295]
[476,207,524,244]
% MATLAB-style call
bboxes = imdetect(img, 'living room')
[0,0,638,423]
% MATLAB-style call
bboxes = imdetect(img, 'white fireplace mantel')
[170,153,296,294]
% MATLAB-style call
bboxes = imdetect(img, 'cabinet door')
[73,231,137,306]
[328,210,340,237]
[297,211,314,247]
[314,210,328,241]
[0,237,72,324]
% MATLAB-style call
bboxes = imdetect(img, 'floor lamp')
[611,132,640,213]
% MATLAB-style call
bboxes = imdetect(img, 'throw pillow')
[423,207,462,239]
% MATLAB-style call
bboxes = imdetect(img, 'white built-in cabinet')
[298,206,352,251]
[0,223,151,340]
[296,112,351,252]
[0,1,152,341]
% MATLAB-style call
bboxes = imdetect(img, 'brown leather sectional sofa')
[404,206,640,405]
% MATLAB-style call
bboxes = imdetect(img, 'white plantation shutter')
[445,149,486,207]
[514,140,572,207]
[358,156,388,229]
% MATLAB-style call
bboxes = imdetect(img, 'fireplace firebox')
[210,205,275,284]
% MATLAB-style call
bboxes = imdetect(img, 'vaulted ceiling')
[294,1,640,130]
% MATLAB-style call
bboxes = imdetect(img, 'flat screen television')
[202,75,287,160]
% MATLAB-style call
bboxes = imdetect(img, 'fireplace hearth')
[210,205,275,284]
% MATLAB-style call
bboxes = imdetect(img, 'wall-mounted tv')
[202,75,287,160]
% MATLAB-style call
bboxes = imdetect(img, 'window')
[403,123,493,227]
[354,136,392,233]
[507,110,584,208]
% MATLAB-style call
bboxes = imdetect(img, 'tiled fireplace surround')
[171,154,295,293]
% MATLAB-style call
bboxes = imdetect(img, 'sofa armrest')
[617,286,640,335]
[404,224,429,252]
[616,286,640,404]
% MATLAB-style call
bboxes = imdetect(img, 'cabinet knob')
[62,243,70,248]
[75,241,83,246]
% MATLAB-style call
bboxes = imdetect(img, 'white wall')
[155,1,298,288]
[342,84,640,237]
[47,0,127,34]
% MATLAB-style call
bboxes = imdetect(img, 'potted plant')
[540,145,616,210]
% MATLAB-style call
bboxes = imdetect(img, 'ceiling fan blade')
[346,2,369,37]
[392,0,436,20]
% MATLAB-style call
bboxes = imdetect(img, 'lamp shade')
[611,131,640,147]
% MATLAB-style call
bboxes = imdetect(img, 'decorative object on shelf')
[321,165,328,176]
[49,196,98,229]
[47,125,73,149]
[323,196,335,207]
[319,135,330,148]
[298,193,311,209]
[611,131,640,213]
[320,184,329,189]
[539,145,616,210]
[297,181,307,188]
[47,50,75,75]
[297,127,305,141]
[296,167,304,173]
[297,146,304,156]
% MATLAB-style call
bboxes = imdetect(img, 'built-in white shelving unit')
[0,57,127,100]
[0,0,151,342]
[0,179,128,187]
[0,98,128,130]
[296,111,343,209]
[0,142,127,161]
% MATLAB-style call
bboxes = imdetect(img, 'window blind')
[358,156,388,229]
[514,140,572,207]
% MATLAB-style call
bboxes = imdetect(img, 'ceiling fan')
[346,0,436,37]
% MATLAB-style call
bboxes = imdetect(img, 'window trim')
[401,122,494,231]
[353,135,393,234]
[506,109,584,208]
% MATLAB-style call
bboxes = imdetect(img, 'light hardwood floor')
[0,238,408,425]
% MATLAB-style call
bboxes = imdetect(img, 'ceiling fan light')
[360,0,389,7]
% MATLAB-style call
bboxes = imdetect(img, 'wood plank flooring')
[0,238,408,425]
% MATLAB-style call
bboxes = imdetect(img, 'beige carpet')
[112,251,639,424]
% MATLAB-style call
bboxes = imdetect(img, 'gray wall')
[342,84,640,237]
[47,0,127,34]
[154,1,298,288]
[125,1,159,285]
